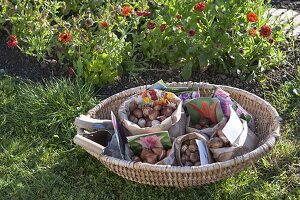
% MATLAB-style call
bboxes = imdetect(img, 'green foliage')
[0,0,287,84]
[132,0,286,79]
[0,0,130,85]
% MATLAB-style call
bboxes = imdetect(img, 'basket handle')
[272,116,282,141]
[73,134,105,154]
[74,115,113,131]
[264,116,281,146]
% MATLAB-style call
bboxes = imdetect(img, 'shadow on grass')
[1,137,299,200]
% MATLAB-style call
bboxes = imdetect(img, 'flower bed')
[0,0,287,84]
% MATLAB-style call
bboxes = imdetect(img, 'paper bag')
[186,117,227,138]
[185,97,225,137]
[173,132,213,166]
[168,111,187,142]
[213,87,255,131]
[118,89,182,135]
[209,119,258,162]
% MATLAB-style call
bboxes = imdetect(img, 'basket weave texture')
[73,82,281,187]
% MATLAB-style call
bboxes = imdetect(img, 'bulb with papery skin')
[207,137,224,148]
[153,104,162,111]
[148,110,159,120]
[142,107,152,117]
[128,114,138,124]
[140,148,153,160]
[151,120,161,127]
[133,108,143,118]
[137,118,146,128]
[162,106,173,117]
[152,147,166,160]
[157,115,167,122]
[144,153,158,164]
[146,120,152,127]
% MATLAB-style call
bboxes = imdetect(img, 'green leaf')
[74,59,83,77]
[181,61,193,80]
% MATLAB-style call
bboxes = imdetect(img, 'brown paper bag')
[157,132,213,166]
[186,117,227,138]
[156,141,178,165]
[209,119,258,162]
[168,111,187,142]
[118,89,182,135]
[175,132,213,166]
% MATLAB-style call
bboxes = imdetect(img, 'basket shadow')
[1,139,298,199]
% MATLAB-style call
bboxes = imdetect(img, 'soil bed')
[0,33,63,81]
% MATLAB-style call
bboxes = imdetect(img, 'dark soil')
[1,2,300,97]
[0,33,63,81]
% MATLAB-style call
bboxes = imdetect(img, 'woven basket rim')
[84,81,280,172]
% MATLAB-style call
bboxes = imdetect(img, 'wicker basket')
[73,82,281,187]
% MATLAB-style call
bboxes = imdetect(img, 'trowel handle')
[74,115,113,131]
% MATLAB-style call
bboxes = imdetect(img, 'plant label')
[222,107,244,145]
[196,139,209,165]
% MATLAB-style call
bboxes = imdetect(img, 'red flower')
[147,22,156,30]
[58,31,72,44]
[188,29,196,37]
[269,38,274,44]
[10,35,17,41]
[148,89,158,100]
[100,21,109,28]
[6,35,18,48]
[176,14,182,19]
[143,11,151,17]
[194,2,206,12]
[121,6,131,16]
[160,24,167,32]
[259,25,272,38]
[67,67,75,78]
[136,10,151,17]
[248,28,256,37]
[136,11,144,16]
[247,12,258,22]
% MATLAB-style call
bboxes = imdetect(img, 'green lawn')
[0,74,299,199]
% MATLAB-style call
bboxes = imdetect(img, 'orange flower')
[121,6,131,16]
[58,31,72,44]
[100,21,109,28]
[248,28,256,37]
[259,25,272,38]
[160,98,168,106]
[247,12,258,22]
